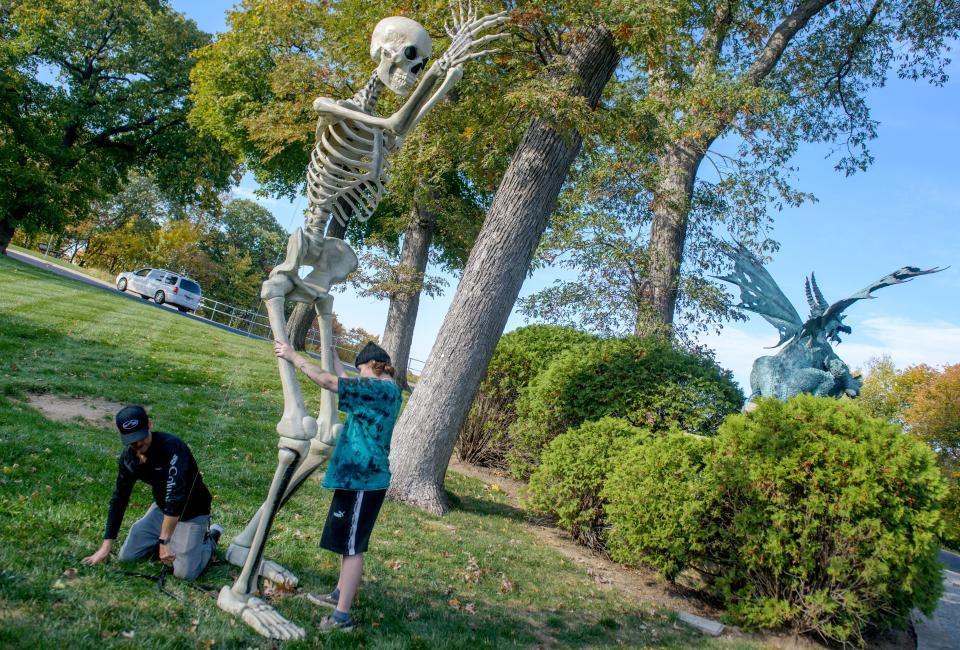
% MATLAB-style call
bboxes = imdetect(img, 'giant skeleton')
[217,6,507,639]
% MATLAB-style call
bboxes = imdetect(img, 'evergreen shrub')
[604,395,946,644]
[603,431,711,579]
[508,336,742,478]
[456,325,595,468]
[527,417,649,549]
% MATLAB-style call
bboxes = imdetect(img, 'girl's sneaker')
[306,591,339,608]
[318,614,355,633]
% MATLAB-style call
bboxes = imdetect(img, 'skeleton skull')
[370,16,432,96]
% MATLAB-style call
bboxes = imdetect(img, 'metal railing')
[194,297,424,379]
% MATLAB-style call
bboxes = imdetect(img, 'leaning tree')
[387,15,619,513]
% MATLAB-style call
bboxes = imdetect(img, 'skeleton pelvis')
[262,228,359,303]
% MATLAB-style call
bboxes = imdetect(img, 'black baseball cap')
[115,405,150,445]
[355,341,391,368]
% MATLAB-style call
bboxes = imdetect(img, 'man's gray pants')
[118,503,215,581]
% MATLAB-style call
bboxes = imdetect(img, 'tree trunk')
[639,141,705,330]
[387,26,619,515]
[286,216,351,349]
[0,217,14,255]
[381,201,436,391]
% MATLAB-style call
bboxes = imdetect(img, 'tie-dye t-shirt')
[323,376,402,491]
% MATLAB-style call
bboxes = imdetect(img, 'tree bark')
[387,25,619,515]
[640,141,706,328]
[0,217,14,255]
[381,200,436,391]
[640,0,834,328]
[286,216,351,349]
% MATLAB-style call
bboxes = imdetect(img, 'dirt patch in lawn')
[25,393,124,429]
[446,458,914,650]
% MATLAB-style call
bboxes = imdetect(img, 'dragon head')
[824,315,853,344]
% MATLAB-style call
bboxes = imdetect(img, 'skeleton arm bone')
[407,65,464,131]
[313,66,444,137]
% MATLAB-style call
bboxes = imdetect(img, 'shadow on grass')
[447,491,529,524]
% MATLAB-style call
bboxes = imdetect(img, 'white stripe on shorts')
[348,491,364,556]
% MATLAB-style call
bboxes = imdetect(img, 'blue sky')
[174,1,960,390]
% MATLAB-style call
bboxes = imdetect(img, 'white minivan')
[116,268,203,313]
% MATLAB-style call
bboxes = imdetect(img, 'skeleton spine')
[304,73,385,238]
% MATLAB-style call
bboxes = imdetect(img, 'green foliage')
[508,335,742,478]
[0,256,746,650]
[605,395,946,644]
[858,357,960,548]
[603,431,711,579]
[0,0,234,247]
[523,1,960,336]
[527,417,649,549]
[457,325,596,468]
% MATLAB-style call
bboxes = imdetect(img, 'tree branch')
[694,0,734,81]
[741,0,836,87]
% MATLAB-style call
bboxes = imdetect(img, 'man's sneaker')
[318,614,355,633]
[209,524,224,545]
[306,591,339,608]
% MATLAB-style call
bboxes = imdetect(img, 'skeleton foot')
[217,586,305,640]
[225,542,299,588]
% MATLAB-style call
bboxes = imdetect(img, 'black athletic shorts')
[320,489,387,556]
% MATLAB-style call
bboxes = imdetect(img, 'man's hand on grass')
[82,540,113,566]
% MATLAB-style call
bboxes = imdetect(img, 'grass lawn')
[0,255,759,649]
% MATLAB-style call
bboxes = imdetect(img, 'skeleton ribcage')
[306,118,390,228]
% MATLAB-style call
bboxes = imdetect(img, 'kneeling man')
[82,405,221,581]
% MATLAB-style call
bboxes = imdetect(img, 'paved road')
[915,561,960,650]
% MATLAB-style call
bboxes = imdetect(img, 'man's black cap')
[355,341,391,368]
[115,405,150,445]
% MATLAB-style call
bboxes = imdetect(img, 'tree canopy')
[0,0,235,253]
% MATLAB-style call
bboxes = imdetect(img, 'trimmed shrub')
[527,417,649,549]
[457,325,596,468]
[603,431,712,579]
[604,395,946,644]
[508,336,742,478]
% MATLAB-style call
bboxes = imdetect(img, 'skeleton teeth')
[391,69,414,90]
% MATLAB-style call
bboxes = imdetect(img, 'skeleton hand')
[437,1,510,72]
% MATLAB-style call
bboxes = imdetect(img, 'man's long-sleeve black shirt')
[104,431,212,540]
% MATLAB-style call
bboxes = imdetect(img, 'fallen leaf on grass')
[51,579,66,589]
[262,578,296,597]
[499,575,515,594]
[62,568,77,579]
[448,597,462,610]
[120,630,135,639]
[463,602,476,614]
[189,619,199,633]
[199,640,215,648]
[384,559,402,570]
[406,610,420,621]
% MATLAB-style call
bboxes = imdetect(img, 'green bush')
[527,417,649,549]
[508,336,742,478]
[604,395,946,644]
[457,325,595,468]
[603,431,711,579]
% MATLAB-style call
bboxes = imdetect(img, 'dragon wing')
[801,265,946,338]
[716,242,803,347]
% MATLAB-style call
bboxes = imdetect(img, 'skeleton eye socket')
[404,45,418,60]
[411,59,425,74]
